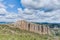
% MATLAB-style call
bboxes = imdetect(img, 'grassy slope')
[0,25,53,40]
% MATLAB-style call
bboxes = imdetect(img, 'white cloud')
[21,0,60,10]
[0,3,20,22]
[0,8,19,22]
[18,7,60,23]
[0,8,8,14]
[20,0,60,23]
[0,0,60,23]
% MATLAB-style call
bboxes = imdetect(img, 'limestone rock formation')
[13,20,51,35]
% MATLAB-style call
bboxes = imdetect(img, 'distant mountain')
[32,22,60,24]
[31,22,60,28]
[0,22,14,24]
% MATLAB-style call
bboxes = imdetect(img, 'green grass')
[0,24,53,40]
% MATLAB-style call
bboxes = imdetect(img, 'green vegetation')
[0,24,54,40]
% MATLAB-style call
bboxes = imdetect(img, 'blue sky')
[0,0,60,23]
[0,0,23,22]
[1,0,22,13]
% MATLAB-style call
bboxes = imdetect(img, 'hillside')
[0,24,54,40]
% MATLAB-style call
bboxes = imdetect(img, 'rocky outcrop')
[13,20,51,35]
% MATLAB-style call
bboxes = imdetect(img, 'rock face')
[14,20,51,35]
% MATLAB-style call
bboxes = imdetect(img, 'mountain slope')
[0,24,54,40]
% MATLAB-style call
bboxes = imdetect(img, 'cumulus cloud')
[18,8,60,23]
[0,3,19,22]
[0,0,60,23]
[0,8,8,14]
[19,0,60,23]
[21,0,60,11]
[0,8,19,22]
